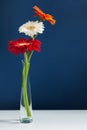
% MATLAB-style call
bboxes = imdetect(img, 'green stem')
[21,20,40,117]
[22,53,32,117]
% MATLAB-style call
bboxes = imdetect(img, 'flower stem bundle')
[8,5,56,118]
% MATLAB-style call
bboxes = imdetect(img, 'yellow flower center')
[27,25,35,30]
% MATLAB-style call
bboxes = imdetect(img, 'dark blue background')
[0,0,87,109]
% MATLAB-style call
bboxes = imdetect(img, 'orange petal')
[49,19,56,24]
[33,6,56,24]
[45,14,56,24]
[33,6,44,15]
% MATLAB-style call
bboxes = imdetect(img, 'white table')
[0,110,87,130]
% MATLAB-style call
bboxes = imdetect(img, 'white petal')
[18,21,44,38]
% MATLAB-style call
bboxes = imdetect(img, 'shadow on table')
[0,119,20,124]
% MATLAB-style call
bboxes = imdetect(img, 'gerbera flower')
[8,38,41,55]
[18,21,44,38]
[33,5,56,25]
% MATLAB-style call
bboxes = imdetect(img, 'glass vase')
[20,58,33,123]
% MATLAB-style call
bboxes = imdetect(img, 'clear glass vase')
[20,77,33,123]
[20,57,33,123]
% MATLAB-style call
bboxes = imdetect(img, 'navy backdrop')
[0,0,87,109]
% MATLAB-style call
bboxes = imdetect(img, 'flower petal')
[33,5,56,24]
[8,38,41,55]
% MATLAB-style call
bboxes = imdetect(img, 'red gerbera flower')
[33,5,56,25]
[8,38,41,55]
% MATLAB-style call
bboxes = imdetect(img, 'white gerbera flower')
[18,21,44,38]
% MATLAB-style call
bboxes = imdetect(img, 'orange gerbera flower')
[33,6,56,25]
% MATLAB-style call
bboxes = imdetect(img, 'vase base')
[20,118,33,123]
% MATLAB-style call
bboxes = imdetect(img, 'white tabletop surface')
[0,110,87,130]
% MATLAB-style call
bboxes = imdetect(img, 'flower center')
[27,25,35,30]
